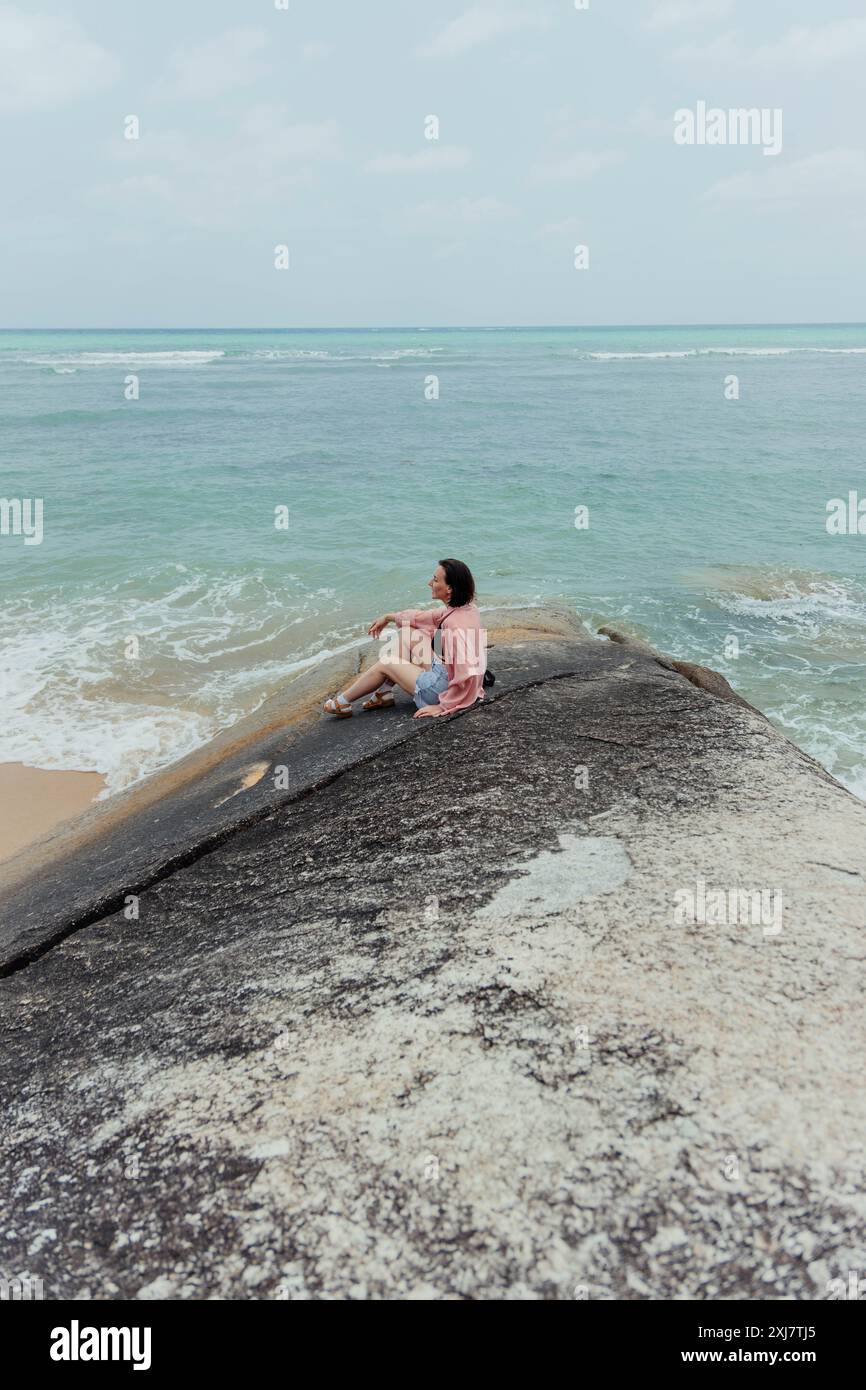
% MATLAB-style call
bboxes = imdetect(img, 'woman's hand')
[368,613,393,638]
[413,705,445,719]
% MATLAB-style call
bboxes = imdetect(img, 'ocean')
[2,324,865,800]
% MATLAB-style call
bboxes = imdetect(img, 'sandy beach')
[0,762,106,864]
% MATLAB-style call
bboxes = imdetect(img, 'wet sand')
[0,763,106,864]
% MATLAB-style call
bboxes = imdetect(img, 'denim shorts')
[414,654,449,708]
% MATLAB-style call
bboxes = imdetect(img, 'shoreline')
[3,602,855,908]
[0,603,572,868]
[0,608,585,920]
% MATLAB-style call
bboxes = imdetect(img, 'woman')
[323,559,485,720]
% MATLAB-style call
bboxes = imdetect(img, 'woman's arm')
[367,612,397,637]
[369,606,442,646]
[392,608,441,636]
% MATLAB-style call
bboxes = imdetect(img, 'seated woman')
[323,558,486,720]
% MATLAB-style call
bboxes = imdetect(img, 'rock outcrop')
[1,610,865,1300]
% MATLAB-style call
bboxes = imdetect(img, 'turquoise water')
[1,325,865,797]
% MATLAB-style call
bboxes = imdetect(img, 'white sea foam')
[588,350,693,360]
[251,349,330,359]
[703,567,866,624]
[692,566,866,801]
[760,695,866,803]
[587,346,866,360]
[24,350,225,368]
[702,346,866,355]
[247,346,445,362]
[0,567,365,795]
[700,347,793,356]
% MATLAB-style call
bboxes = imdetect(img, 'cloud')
[90,107,342,229]
[531,150,624,182]
[386,195,518,235]
[365,147,471,174]
[672,30,740,61]
[544,104,607,143]
[751,19,866,68]
[416,4,549,59]
[233,107,342,164]
[151,26,270,101]
[0,5,120,110]
[537,216,585,242]
[671,19,866,68]
[646,0,731,30]
[705,149,866,204]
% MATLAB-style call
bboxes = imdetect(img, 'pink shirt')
[394,602,486,714]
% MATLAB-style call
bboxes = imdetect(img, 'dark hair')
[439,558,476,607]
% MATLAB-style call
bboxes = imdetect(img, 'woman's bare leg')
[375,626,429,691]
[341,625,431,703]
[342,656,425,702]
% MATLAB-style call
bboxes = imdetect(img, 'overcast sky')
[1,0,864,327]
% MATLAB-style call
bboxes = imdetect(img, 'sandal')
[362,690,395,710]
[323,692,353,718]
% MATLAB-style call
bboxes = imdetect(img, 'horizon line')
[1,321,865,332]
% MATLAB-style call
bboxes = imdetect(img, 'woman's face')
[428,565,452,602]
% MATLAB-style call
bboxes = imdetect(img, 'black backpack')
[435,610,495,688]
